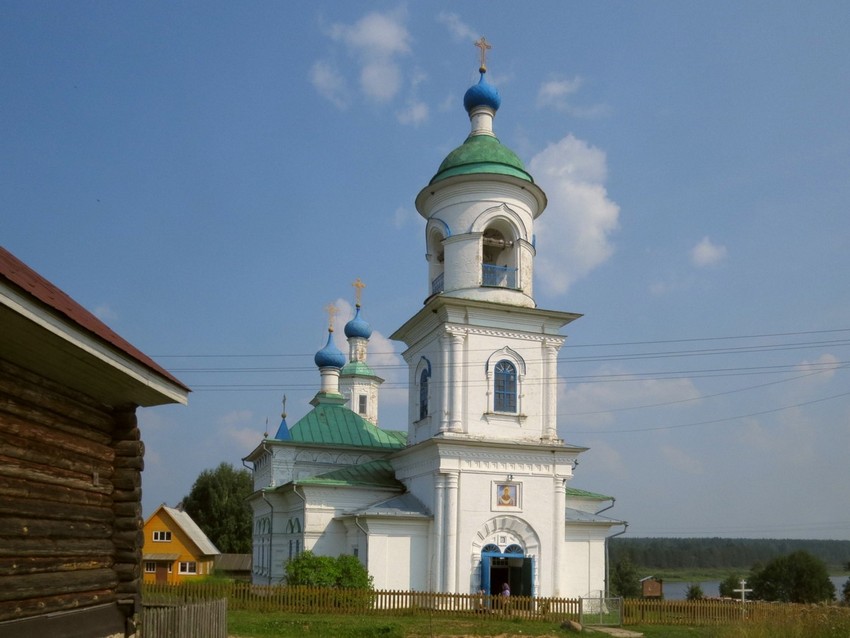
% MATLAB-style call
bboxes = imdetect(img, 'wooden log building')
[0,247,189,638]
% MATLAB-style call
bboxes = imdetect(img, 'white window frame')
[178,561,198,574]
[153,530,172,542]
[485,347,526,416]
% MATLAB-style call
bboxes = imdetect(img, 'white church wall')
[461,332,548,442]
[364,519,430,591]
[562,527,610,598]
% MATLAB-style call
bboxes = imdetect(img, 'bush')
[685,583,704,600]
[719,573,745,598]
[285,551,374,590]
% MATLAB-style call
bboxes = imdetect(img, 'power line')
[568,389,850,435]
[152,327,850,360]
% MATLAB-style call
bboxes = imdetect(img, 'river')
[663,576,848,600]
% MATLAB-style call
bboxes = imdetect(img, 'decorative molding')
[465,326,567,343]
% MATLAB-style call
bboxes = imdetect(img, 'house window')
[494,360,517,412]
[153,530,172,542]
[178,561,198,574]
[419,368,430,420]
[145,562,156,573]
[358,394,367,415]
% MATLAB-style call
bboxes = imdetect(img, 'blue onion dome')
[314,329,345,369]
[344,305,372,339]
[463,70,501,113]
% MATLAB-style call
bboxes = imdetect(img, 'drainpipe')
[595,497,615,516]
[605,522,628,597]
[260,490,274,585]
[353,516,368,565]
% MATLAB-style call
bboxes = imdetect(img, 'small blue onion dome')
[344,305,372,339]
[314,330,345,369]
[463,71,501,113]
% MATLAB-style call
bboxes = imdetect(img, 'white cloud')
[437,12,478,42]
[661,444,704,475]
[393,206,414,228]
[558,368,700,429]
[537,76,609,117]
[530,134,620,295]
[691,236,727,267]
[537,77,583,112]
[329,11,411,57]
[325,10,411,103]
[397,100,428,126]
[218,409,254,428]
[309,61,348,109]
[577,439,626,476]
[93,303,118,322]
[227,426,265,451]
[795,353,840,381]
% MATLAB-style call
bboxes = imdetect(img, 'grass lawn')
[228,611,850,638]
[229,610,582,637]
[228,611,726,637]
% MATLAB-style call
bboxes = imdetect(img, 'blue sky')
[3,2,849,539]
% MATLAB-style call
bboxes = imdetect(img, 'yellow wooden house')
[142,505,220,584]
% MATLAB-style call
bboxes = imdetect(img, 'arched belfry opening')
[427,225,447,296]
[481,220,518,290]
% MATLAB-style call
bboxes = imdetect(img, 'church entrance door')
[480,550,533,597]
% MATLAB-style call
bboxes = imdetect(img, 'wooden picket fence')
[142,582,847,627]
[143,582,580,620]
[141,597,227,638]
[622,598,840,626]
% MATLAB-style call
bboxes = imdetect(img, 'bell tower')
[416,59,546,310]
[389,41,607,598]
[393,47,580,445]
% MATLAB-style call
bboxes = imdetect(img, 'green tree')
[182,462,253,554]
[749,550,836,603]
[285,551,373,589]
[719,573,745,598]
[686,583,704,600]
[842,577,850,604]
[610,555,641,598]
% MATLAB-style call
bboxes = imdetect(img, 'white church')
[244,51,625,599]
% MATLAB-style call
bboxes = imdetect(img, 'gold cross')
[325,303,338,331]
[474,36,492,71]
[352,277,366,307]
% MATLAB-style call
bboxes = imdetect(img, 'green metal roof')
[340,360,379,377]
[430,134,534,185]
[289,394,406,449]
[296,459,403,489]
[566,486,614,501]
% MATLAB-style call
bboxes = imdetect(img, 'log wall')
[0,358,143,631]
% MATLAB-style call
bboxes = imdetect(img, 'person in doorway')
[500,582,511,614]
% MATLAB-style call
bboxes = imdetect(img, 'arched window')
[494,360,517,413]
[419,368,430,420]
[482,543,501,554]
[504,544,524,556]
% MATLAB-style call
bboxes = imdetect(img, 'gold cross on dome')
[352,277,366,307]
[474,36,492,71]
[324,303,338,331]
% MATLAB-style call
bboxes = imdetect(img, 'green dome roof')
[341,360,378,377]
[430,134,534,185]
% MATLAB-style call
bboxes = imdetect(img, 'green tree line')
[610,537,850,571]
